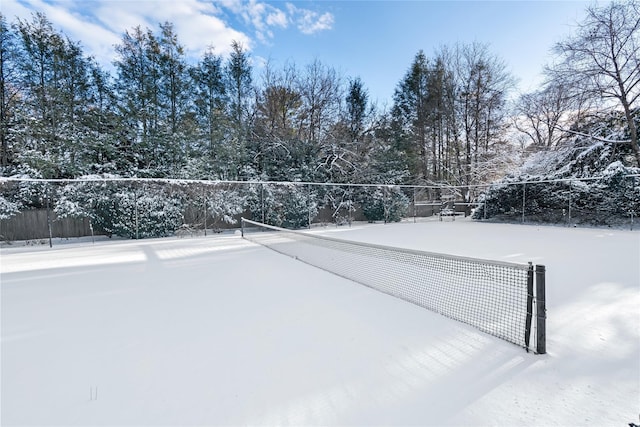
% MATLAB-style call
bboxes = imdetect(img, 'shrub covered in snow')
[204,185,246,228]
[357,186,409,223]
[0,167,52,219]
[55,177,185,238]
[474,113,640,226]
[245,183,318,229]
[0,196,20,220]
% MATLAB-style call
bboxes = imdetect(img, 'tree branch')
[551,122,631,144]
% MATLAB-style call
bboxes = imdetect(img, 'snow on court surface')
[1,219,638,426]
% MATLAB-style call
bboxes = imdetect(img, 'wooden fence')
[0,200,448,242]
[0,209,93,241]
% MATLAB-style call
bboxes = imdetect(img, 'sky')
[1,0,594,105]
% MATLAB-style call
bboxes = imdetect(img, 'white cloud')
[11,0,252,65]
[3,0,121,66]
[238,0,289,43]
[300,10,333,35]
[266,8,287,28]
[223,1,333,42]
[217,0,244,15]
[286,3,334,35]
[1,0,34,22]
[92,0,250,58]
[175,11,251,57]
[1,0,333,70]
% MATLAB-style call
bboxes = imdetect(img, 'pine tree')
[114,26,154,173]
[14,12,67,177]
[0,14,20,169]
[224,40,252,178]
[392,50,431,181]
[191,47,228,176]
[157,22,191,174]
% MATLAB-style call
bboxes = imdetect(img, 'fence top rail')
[1,174,639,191]
[241,217,531,271]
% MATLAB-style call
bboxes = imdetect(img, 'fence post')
[348,187,353,227]
[203,185,207,237]
[46,185,53,248]
[307,184,311,229]
[521,183,526,224]
[413,187,416,223]
[383,186,389,224]
[535,264,546,354]
[134,189,139,240]
[261,183,265,224]
[568,180,572,225]
[631,175,636,231]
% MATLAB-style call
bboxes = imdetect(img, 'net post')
[525,262,534,352]
[535,265,546,354]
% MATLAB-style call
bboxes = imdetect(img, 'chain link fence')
[1,175,638,244]
[474,174,640,228]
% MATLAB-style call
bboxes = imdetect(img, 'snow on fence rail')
[1,175,638,242]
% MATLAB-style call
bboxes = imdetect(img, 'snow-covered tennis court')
[1,219,638,426]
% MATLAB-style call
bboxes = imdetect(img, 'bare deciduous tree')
[454,42,515,187]
[551,0,640,166]
[513,81,590,149]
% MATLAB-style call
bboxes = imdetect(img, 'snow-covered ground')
[1,218,638,426]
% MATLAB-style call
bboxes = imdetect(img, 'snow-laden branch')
[551,123,632,144]
[2,174,638,190]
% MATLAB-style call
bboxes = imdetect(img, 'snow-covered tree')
[0,14,20,168]
[55,177,184,238]
[474,111,640,225]
[550,0,640,166]
[245,183,317,229]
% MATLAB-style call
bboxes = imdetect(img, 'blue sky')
[2,0,593,105]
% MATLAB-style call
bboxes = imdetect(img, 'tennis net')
[241,218,546,354]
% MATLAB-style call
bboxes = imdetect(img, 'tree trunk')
[618,90,640,167]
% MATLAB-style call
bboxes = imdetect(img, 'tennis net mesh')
[241,218,546,353]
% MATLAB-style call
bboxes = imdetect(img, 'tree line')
[1,0,638,199]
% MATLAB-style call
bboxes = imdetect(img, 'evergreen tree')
[0,14,20,169]
[392,50,430,181]
[13,12,67,177]
[190,47,227,176]
[114,26,154,173]
[81,59,124,174]
[157,22,191,174]
[345,77,368,143]
[12,13,103,178]
[224,40,252,178]
[114,25,186,175]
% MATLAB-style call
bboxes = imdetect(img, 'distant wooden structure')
[1,209,93,241]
